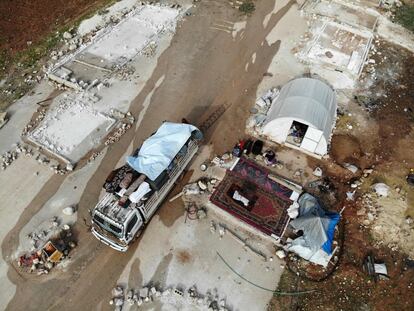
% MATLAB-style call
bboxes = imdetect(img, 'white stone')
[372,183,390,197]
[312,167,323,177]
[275,249,286,259]
[198,180,207,190]
[63,32,73,39]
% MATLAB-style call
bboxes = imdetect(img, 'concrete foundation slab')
[28,92,117,164]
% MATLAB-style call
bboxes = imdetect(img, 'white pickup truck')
[91,122,202,251]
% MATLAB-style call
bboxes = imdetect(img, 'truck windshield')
[93,214,123,238]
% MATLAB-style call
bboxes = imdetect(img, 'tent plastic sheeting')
[289,193,340,254]
[127,122,200,181]
[287,237,334,267]
[261,78,337,156]
[263,78,337,144]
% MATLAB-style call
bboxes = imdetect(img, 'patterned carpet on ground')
[210,157,293,237]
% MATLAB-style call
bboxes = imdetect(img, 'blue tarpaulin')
[127,122,200,181]
[290,193,340,254]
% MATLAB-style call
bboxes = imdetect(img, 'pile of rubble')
[23,70,43,85]
[246,87,280,133]
[21,106,48,136]
[110,284,231,311]
[104,111,135,146]
[87,151,104,164]
[112,65,136,81]
[1,142,72,174]
[46,6,134,69]
[141,41,158,57]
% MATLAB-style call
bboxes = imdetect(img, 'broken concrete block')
[139,287,149,298]
[114,297,124,307]
[197,208,207,219]
[150,287,157,296]
[275,249,286,259]
[127,290,134,305]
[112,286,123,297]
[173,288,184,297]
[218,225,226,237]
[210,221,216,233]
[63,32,73,39]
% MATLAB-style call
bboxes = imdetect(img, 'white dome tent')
[261,78,337,157]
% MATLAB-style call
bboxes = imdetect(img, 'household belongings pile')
[18,230,76,275]
[286,193,340,267]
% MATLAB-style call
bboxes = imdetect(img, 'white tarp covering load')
[287,193,340,267]
[261,78,337,156]
[127,122,200,181]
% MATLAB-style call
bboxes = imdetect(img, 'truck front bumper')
[91,226,129,252]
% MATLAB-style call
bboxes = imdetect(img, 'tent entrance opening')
[286,121,308,147]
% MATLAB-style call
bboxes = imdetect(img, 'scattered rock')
[357,208,366,216]
[218,225,226,237]
[63,32,73,39]
[276,249,286,259]
[197,208,207,219]
[210,221,216,233]
[139,287,149,298]
[363,168,373,175]
[112,286,123,298]
[66,163,74,171]
[343,163,358,174]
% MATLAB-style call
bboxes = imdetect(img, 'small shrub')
[239,1,255,15]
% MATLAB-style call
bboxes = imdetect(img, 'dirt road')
[1,1,297,310]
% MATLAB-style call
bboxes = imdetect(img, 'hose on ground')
[216,251,317,296]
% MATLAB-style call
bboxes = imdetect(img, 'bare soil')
[0,0,111,54]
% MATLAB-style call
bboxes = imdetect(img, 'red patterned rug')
[210,158,292,237]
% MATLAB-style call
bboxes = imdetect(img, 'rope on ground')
[216,251,317,296]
